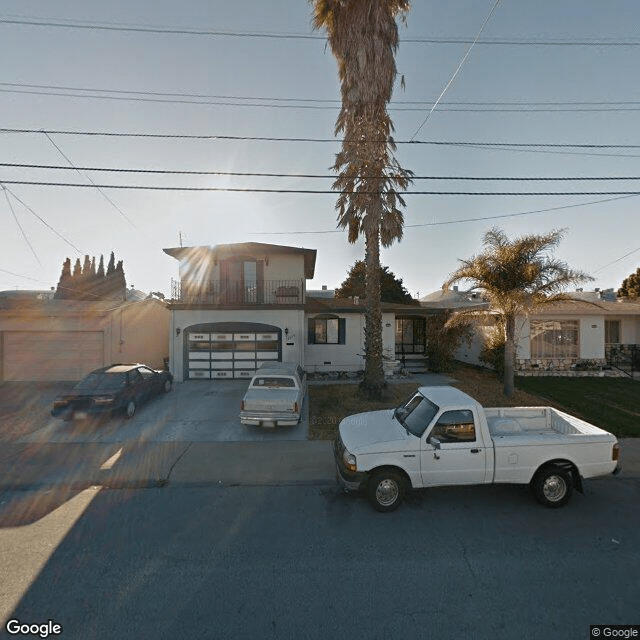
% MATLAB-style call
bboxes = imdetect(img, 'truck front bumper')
[333,437,367,491]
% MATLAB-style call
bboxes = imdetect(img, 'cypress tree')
[54,258,73,299]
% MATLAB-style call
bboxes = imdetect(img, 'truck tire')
[531,467,573,508]
[367,470,406,512]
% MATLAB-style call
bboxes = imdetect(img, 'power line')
[5,180,640,195]
[2,185,41,265]
[5,162,640,181]
[3,128,639,148]
[3,16,640,46]
[6,84,640,112]
[251,194,639,235]
[6,82,640,109]
[0,183,82,253]
[411,0,501,139]
[41,132,137,229]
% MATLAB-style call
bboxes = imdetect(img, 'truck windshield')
[395,393,439,437]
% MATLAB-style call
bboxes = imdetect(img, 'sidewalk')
[0,438,637,490]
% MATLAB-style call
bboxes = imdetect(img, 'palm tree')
[443,228,593,396]
[311,0,412,397]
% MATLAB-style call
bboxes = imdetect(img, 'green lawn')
[516,376,640,437]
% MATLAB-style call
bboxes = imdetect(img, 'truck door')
[420,409,488,486]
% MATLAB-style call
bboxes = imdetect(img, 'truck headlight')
[343,450,357,472]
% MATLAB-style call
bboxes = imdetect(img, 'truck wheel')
[367,470,405,512]
[531,467,572,508]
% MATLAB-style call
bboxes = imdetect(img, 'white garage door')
[187,331,279,379]
[3,331,104,381]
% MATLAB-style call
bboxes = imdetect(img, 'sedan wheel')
[125,400,136,419]
[162,379,172,393]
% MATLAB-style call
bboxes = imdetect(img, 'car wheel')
[125,400,136,419]
[531,467,573,508]
[367,469,406,512]
[162,379,172,393]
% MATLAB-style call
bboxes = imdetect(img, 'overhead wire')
[3,128,640,149]
[41,131,137,229]
[5,162,640,181]
[411,0,502,140]
[0,184,82,253]
[4,180,640,196]
[2,184,41,265]
[3,16,640,46]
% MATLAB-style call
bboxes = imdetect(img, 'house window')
[308,317,346,344]
[605,320,620,344]
[530,320,579,359]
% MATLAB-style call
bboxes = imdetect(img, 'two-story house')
[164,242,316,381]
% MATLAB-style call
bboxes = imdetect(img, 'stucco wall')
[304,312,396,373]
[113,301,170,369]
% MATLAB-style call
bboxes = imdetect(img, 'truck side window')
[430,410,476,443]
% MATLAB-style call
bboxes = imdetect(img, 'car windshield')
[251,376,296,389]
[75,372,127,392]
[394,393,439,437]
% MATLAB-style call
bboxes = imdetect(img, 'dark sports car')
[51,363,173,420]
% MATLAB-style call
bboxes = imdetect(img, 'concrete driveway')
[4,380,309,444]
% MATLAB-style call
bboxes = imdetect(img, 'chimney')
[322,285,327,291]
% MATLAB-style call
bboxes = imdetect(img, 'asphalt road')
[1,478,638,640]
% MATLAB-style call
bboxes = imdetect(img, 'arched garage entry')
[184,322,281,380]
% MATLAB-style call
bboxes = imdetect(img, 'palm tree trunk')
[503,313,516,397]
[362,224,385,397]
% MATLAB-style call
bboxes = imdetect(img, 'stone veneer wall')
[515,357,626,377]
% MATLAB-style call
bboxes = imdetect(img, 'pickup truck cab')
[335,386,620,512]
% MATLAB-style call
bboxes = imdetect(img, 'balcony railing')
[170,278,304,306]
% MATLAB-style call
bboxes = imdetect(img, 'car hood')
[339,409,412,455]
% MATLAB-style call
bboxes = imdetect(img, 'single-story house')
[0,291,170,381]
[163,242,441,381]
[452,289,640,376]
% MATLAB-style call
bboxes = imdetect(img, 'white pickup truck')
[334,386,621,512]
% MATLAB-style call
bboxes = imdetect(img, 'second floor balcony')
[170,278,304,307]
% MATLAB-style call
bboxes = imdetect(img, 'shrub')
[425,312,473,373]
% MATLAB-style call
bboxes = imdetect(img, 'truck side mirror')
[428,436,441,450]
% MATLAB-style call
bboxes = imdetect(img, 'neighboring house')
[0,292,170,381]
[164,242,441,381]
[452,288,640,376]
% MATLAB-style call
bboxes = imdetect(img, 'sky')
[2,0,640,300]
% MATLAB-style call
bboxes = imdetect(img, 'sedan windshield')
[395,393,439,437]
[75,372,127,392]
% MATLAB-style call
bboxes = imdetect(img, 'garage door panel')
[4,331,104,381]
[186,327,280,380]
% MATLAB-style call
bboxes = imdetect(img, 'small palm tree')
[443,227,593,396]
[311,0,412,397]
